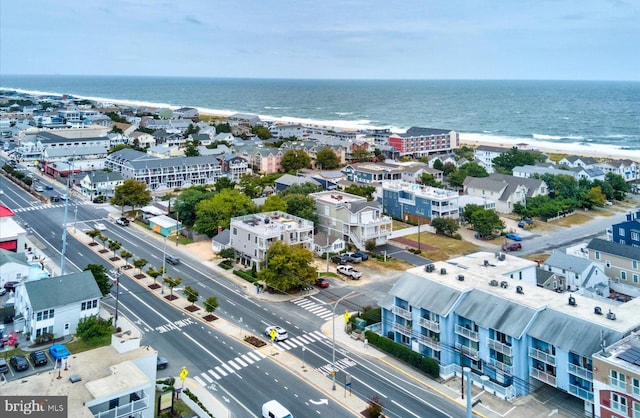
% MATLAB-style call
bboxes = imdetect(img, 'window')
[619,227,626,236]
[632,232,640,242]
[622,271,627,281]
[610,369,627,390]
[611,392,627,414]
[633,378,640,397]
[634,260,638,270]
[634,274,639,284]
[595,251,600,260]
[233,228,237,235]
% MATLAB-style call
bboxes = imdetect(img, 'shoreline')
[4,86,640,163]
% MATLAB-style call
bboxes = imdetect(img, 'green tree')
[215,122,231,133]
[432,159,444,171]
[87,228,101,243]
[76,315,114,343]
[587,186,607,207]
[184,140,200,156]
[164,276,182,297]
[605,172,631,200]
[84,264,112,296]
[278,182,323,197]
[257,242,316,292]
[194,189,257,236]
[365,239,376,252]
[183,123,200,138]
[98,233,109,248]
[343,184,377,201]
[204,296,219,315]
[183,286,199,306]
[431,217,460,237]
[108,240,122,257]
[112,179,152,214]
[471,209,505,237]
[120,250,133,265]
[252,125,273,140]
[282,194,318,223]
[214,176,236,193]
[460,204,483,224]
[492,148,546,174]
[316,148,340,169]
[238,174,263,198]
[219,248,235,260]
[420,173,444,188]
[280,149,311,173]
[442,162,457,176]
[147,267,163,286]
[262,194,288,212]
[174,187,213,227]
[133,258,148,275]
[453,145,475,161]
[351,148,373,162]
[448,163,488,188]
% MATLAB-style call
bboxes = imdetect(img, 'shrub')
[453,233,462,240]
[366,395,384,418]
[365,331,439,379]
[219,261,233,270]
[233,269,259,283]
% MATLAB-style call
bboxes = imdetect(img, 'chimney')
[627,212,633,221]
[218,226,223,235]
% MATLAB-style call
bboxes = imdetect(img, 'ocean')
[1,75,639,157]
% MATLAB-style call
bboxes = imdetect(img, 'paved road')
[372,243,433,266]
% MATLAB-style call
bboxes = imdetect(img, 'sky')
[1,0,639,81]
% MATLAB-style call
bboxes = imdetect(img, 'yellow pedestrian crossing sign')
[179,366,189,381]
[344,310,351,322]
[270,328,277,341]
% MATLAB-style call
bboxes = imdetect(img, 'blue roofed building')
[607,210,640,246]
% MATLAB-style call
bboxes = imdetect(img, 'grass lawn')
[523,253,551,263]
[66,335,112,353]
[369,256,414,271]
[392,220,412,230]
[404,232,481,261]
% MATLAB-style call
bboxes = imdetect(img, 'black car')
[0,358,8,374]
[51,196,60,202]
[330,255,348,264]
[92,195,106,203]
[157,356,169,370]
[10,355,29,372]
[165,255,180,265]
[30,350,48,367]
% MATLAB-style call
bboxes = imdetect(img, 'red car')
[315,278,330,288]
[502,242,522,252]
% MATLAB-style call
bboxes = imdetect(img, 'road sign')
[270,328,277,341]
[179,367,189,381]
[344,310,351,322]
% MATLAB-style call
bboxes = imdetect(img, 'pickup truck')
[337,265,362,280]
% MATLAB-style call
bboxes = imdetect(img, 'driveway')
[372,243,432,266]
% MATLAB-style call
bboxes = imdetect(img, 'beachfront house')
[558,156,598,169]
[473,145,511,174]
[380,180,460,224]
[594,159,638,182]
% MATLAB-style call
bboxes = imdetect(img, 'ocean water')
[1,75,639,156]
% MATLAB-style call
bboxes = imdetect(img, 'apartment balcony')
[91,393,149,418]
[455,324,479,342]
[568,383,594,402]
[488,357,513,375]
[417,334,441,351]
[395,324,413,337]
[455,342,479,361]
[530,367,557,387]
[487,338,512,356]
[392,306,412,320]
[418,317,440,333]
[567,363,593,381]
[528,347,556,366]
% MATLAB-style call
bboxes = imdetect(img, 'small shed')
[148,215,181,237]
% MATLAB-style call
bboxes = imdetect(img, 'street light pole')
[111,267,121,331]
[332,291,355,390]
[161,236,167,294]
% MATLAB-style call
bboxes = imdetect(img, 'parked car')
[344,252,363,262]
[93,196,106,203]
[502,242,522,252]
[3,281,19,292]
[315,277,330,288]
[94,223,106,231]
[0,358,8,374]
[518,218,534,228]
[49,344,70,360]
[165,255,180,265]
[30,350,48,367]
[264,326,288,342]
[50,196,60,202]
[474,233,494,240]
[156,356,169,370]
[505,233,522,241]
[353,251,369,261]
[116,217,130,226]
[337,265,363,280]
[330,255,349,264]
[10,355,29,372]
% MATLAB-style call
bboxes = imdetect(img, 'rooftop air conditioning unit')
[568,296,577,306]
[457,274,465,281]
[484,260,489,267]
[516,286,524,294]
[489,280,499,287]
[425,264,435,273]
[494,251,500,259]
[500,281,508,289]
[607,310,616,321]
[499,254,506,261]
[440,268,447,275]
[594,306,603,315]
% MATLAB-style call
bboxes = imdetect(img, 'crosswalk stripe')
[297,335,313,344]
[215,366,227,376]
[194,376,206,386]
[286,338,302,348]
[201,373,213,383]
[319,312,335,320]
[254,350,267,359]
[296,300,315,308]
[241,354,254,364]
[208,369,220,380]
[278,341,294,350]
[312,330,326,340]
[235,357,248,367]
[302,333,319,342]
[248,351,262,361]
[228,360,241,370]
[222,363,235,374]
[307,306,325,313]
[291,297,305,303]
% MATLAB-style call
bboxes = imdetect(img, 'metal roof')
[387,272,462,316]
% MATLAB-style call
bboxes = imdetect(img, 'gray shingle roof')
[275,174,321,187]
[543,251,593,274]
[86,171,124,183]
[528,309,622,357]
[587,238,640,260]
[400,127,452,137]
[454,290,538,338]
[212,229,230,245]
[25,271,102,312]
[385,272,462,316]
[0,249,29,267]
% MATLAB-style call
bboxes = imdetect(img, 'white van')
[261,400,293,418]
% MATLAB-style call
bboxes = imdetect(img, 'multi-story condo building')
[606,210,640,246]
[342,162,404,184]
[474,145,511,174]
[309,190,392,250]
[229,211,314,271]
[379,251,640,413]
[106,149,248,191]
[592,332,640,418]
[380,180,459,224]
[388,127,459,158]
[587,238,640,298]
